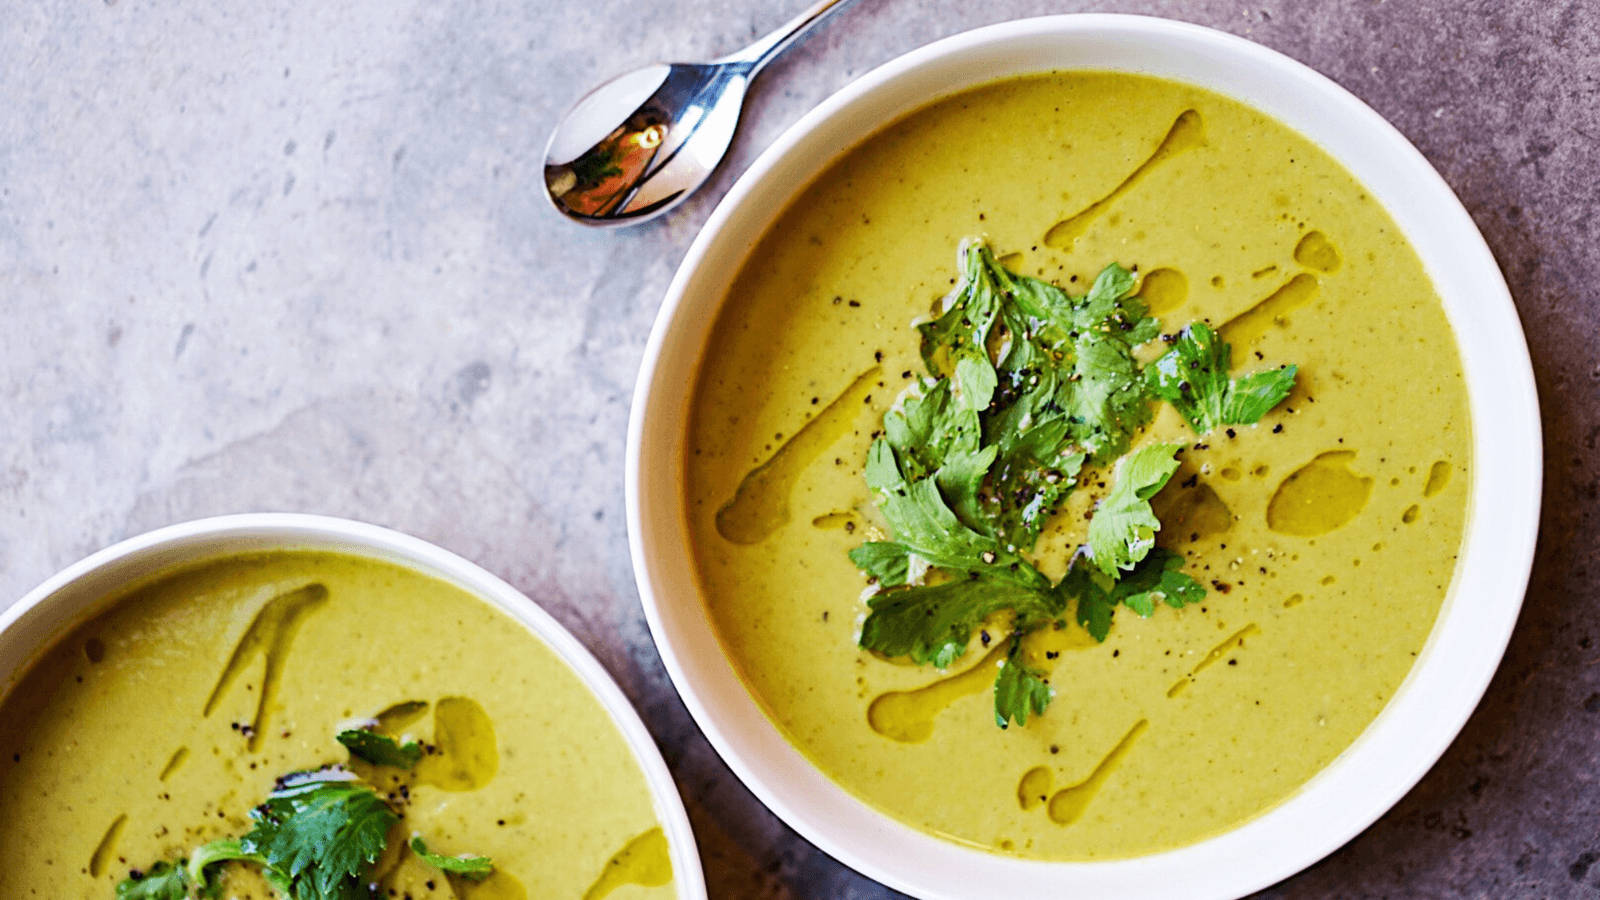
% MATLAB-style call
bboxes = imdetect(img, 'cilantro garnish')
[185,838,272,895]
[993,637,1052,729]
[115,862,190,900]
[241,770,396,899]
[912,242,1154,549]
[1086,442,1183,577]
[1146,322,1297,435]
[336,727,423,769]
[1067,548,1207,642]
[853,439,1046,589]
[851,238,1292,730]
[409,836,493,880]
[117,726,494,900]
[860,578,1063,669]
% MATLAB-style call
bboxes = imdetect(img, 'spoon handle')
[718,0,859,77]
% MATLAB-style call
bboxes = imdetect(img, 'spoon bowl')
[543,0,854,226]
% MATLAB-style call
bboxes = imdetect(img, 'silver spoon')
[543,0,857,226]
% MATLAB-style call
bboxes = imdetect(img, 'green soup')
[0,551,675,898]
[685,72,1470,859]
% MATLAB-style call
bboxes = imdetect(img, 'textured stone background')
[2,0,1596,897]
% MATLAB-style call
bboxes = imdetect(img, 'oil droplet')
[203,583,330,751]
[1046,720,1148,826]
[84,636,106,663]
[376,700,430,731]
[158,746,189,781]
[1017,766,1052,810]
[997,251,1025,269]
[416,697,498,791]
[1220,466,1241,481]
[88,814,128,877]
[1252,464,1270,478]
[1283,594,1304,609]
[1424,460,1452,497]
[715,367,880,544]
[1219,273,1319,348]
[1402,504,1421,524]
[1166,624,1260,697]
[1293,230,1342,273]
[1044,110,1204,248]
[1267,451,1373,537]
[1320,575,1336,586]
[867,644,1006,743]
[583,827,673,900]
[1138,268,1188,314]
[460,870,528,900]
[1152,477,1233,542]
[810,511,857,530]
[1210,275,1225,288]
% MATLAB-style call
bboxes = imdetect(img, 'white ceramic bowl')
[627,13,1540,900]
[0,513,706,900]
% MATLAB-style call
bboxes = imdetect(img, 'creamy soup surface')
[685,72,1471,860]
[0,551,674,899]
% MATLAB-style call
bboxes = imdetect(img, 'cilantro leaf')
[1060,560,1113,642]
[1087,442,1183,577]
[916,239,1006,380]
[1068,327,1154,461]
[1066,548,1206,641]
[861,439,1046,588]
[860,578,1063,668]
[241,770,396,900]
[901,243,1158,551]
[186,838,271,897]
[993,257,1156,463]
[409,836,493,881]
[116,862,190,900]
[993,637,1052,728]
[880,376,996,532]
[847,540,911,586]
[336,728,423,769]
[1146,322,1297,435]
[1114,548,1207,616]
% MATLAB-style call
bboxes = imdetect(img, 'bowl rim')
[627,12,1540,900]
[0,512,707,900]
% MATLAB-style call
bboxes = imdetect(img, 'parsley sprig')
[852,238,1296,729]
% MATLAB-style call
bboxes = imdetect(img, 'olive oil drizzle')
[1043,109,1205,249]
[202,583,329,751]
[88,813,127,877]
[716,366,880,544]
[1167,623,1261,698]
[1046,719,1149,826]
[582,827,672,900]
[1219,273,1320,349]
[867,643,1008,743]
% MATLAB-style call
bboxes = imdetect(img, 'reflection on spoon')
[543,0,858,226]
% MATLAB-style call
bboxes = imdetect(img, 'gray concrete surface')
[3,0,1596,896]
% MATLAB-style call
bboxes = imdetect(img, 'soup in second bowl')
[0,550,676,899]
